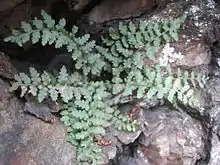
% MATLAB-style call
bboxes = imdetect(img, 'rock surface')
[0,52,18,79]
[138,107,206,165]
[0,0,58,38]
[0,79,77,165]
[0,0,23,12]
[208,133,220,165]
[171,37,211,67]
[114,106,208,165]
[64,0,91,11]
[87,0,156,23]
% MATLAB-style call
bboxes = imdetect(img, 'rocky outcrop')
[1,0,220,165]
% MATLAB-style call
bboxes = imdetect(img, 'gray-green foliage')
[9,66,136,164]
[4,10,106,75]
[102,17,185,62]
[4,10,208,165]
[101,16,207,108]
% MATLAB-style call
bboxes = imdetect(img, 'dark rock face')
[0,0,23,12]
[0,79,76,165]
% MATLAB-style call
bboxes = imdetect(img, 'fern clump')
[4,10,208,165]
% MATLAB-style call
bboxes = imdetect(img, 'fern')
[4,10,208,165]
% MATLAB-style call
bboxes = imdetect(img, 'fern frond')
[102,16,186,65]
[4,10,106,75]
[9,66,85,102]
[110,64,208,108]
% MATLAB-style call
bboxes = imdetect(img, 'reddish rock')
[170,36,211,67]
[88,0,156,23]
[137,107,207,165]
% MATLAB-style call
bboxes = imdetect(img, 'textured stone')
[136,107,206,165]
[114,129,142,145]
[207,76,220,137]
[64,0,91,11]
[151,35,212,69]
[88,0,156,23]
[208,133,220,165]
[0,52,18,79]
[0,0,23,12]
[0,4,31,38]
[0,79,76,165]
[172,36,211,67]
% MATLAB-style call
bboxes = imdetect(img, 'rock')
[0,0,58,38]
[172,37,211,67]
[0,0,23,12]
[30,0,59,18]
[116,156,147,165]
[0,78,13,110]
[136,106,206,165]
[64,0,91,11]
[24,95,62,123]
[114,129,142,145]
[0,4,31,38]
[99,126,142,164]
[150,34,211,69]
[0,79,77,165]
[208,132,220,165]
[207,76,220,137]
[24,102,56,122]
[208,76,220,104]
[0,52,18,79]
[101,133,119,164]
[113,144,150,165]
[87,0,156,23]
